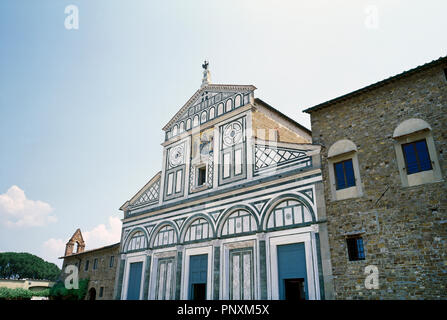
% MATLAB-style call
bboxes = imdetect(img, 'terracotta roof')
[303,55,447,113]
[59,242,120,259]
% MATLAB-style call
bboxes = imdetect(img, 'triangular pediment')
[163,84,256,132]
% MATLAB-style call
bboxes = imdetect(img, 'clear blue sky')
[0,0,446,266]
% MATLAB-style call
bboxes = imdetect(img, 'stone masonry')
[61,229,120,300]
[304,57,447,299]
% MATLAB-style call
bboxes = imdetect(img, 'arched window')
[179,121,185,133]
[221,209,257,237]
[234,95,242,108]
[266,199,312,229]
[209,107,215,120]
[217,103,224,116]
[200,111,207,124]
[183,217,212,242]
[193,115,199,127]
[225,99,233,112]
[186,118,192,130]
[153,224,177,248]
[172,125,178,136]
[392,118,442,187]
[126,231,148,252]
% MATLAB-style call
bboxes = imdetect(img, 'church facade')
[114,64,334,300]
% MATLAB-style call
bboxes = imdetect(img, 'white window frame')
[327,140,363,201]
[196,164,207,188]
[393,120,442,187]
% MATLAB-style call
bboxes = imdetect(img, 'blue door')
[126,261,143,300]
[189,254,208,300]
[277,243,308,300]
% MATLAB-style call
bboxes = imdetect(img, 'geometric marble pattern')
[250,199,269,215]
[254,145,311,174]
[130,178,160,208]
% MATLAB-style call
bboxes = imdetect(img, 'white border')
[220,235,259,300]
[121,252,147,300]
[147,249,177,300]
[180,245,214,300]
[266,229,320,300]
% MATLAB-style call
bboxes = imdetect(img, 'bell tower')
[64,228,85,256]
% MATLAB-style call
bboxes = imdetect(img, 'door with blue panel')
[277,243,308,300]
[189,254,208,300]
[126,261,143,300]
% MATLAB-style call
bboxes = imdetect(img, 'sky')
[0,0,446,267]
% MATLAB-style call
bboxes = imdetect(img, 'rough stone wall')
[62,244,120,300]
[309,64,447,299]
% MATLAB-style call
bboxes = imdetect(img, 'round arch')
[216,204,259,237]
[123,227,149,253]
[179,213,216,243]
[234,94,242,108]
[260,193,316,231]
[88,287,96,300]
[225,98,233,112]
[200,110,208,124]
[393,118,431,138]
[328,139,357,158]
[149,221,179,248]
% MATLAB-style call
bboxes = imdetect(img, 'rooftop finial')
[201,60,211,87]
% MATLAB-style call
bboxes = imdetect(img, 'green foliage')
[49,278,89,300]
[0,252,61,281]
[0,287,50,300]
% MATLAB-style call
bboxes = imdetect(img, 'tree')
[49,278,89,300]
[0,252,61,281]
[0,287,50,300]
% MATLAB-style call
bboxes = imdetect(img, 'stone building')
[114,63,334,300]
[304,56,447,299]
[60,229,120,300]
[0,279,54,292]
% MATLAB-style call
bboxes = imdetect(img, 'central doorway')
[277,243,308,300]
